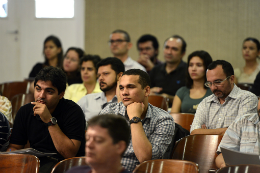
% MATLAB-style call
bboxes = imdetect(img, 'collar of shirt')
[124,57,133,67]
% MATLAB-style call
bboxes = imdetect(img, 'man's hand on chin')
[126,102,144,120]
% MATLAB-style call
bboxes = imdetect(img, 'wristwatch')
[129,117,141,124]
[47,117,57,126]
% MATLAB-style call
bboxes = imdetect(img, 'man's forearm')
[48,124,81,158]
[190,128,227,135]
[131,123,152,163]
[215,153,226,168]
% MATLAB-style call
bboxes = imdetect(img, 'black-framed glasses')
[205,76,231,88]
[108,39,128,44]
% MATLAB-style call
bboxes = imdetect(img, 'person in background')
[171,50,212,114]
[190,60,258,135]
[149,35,187,104]
[64,55,102,103]
[29,35,63,78]
[136,34,161,73]
[78,57,125,122]
[66,114,131,173]
[234,37,260,84]
[109,29,146,72]
[0,112,10,151]
[63,47,84,85]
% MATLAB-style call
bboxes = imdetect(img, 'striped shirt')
[217,113,260,154]
[190,84,258,132]
[99,102,175,172]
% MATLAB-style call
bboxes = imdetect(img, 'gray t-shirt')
[176,86,212,114]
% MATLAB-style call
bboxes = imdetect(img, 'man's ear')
[117,72,123,81]
[127,42,133,50]
[59,91,65,99]
[144,86,150,97]
[115,141,126,156]
[229,75,235,84]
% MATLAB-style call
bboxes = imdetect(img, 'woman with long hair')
[29,35,63,78]
[171,50,213,113]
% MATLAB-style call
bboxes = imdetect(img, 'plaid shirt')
[99,102,175,172]
[217,113,260,154]
[0,96,12,124]
[191,84,258,132]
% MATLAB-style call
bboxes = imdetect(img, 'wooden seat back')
[171,134,223,173]
[216,164,260,173]
[133,159,199,173]
[0,154,40,173]
[237,83,253,91]
[1,81,30,100]
[148,95,168,111]
[51,157,88,173]
[11,93,35,124]
[170,113,194,131]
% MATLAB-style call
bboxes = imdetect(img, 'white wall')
[0,0,85,83]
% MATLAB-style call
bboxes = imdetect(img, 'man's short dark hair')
[137,34,159,50]
[87,114,131,154]
[34,66,67,94]
[164,35,187,54]
[97,57,125,75]
[208,60,234,77]
[112,29,131,42]
[80,54,102,73]
[122,69,151,89]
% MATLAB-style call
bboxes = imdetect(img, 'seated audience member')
[215,98,260,168]
[0,95,12,124]
[171,50,212,114]
[149,35,187,101]
[66,114,131,173]
[64,55,102,103]
[190,60,258,135]
[29,35,63,78]
[99,69,175,172]
[234,37,260,84]
[250,71,260,96]
[109,29,146,71]
[136,34,161,73]
[63,47,84,85]
[78,57,125,122]
[7,67,86,173]
[0,112,10,151]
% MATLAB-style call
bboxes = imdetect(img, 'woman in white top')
[234,37,260,84]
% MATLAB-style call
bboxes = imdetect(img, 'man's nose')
[39,90,45,98]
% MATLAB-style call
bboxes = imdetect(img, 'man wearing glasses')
[190,60,258,135]
[109,29,146,72]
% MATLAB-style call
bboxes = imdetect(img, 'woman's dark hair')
[80,54,102,74]
[43,35,63,68]
[186,50,213,89]
[243,37,260,51]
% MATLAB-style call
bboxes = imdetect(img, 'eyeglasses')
[204,76,231,88]
[64,56,78,62]
[108,39,128,44]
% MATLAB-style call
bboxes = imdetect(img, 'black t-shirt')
[29,63,44,78]
[149,61,187,96]
[10,98,86,161]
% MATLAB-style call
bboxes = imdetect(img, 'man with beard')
[190,60,258,135]
[77,57,125,122]
[136,34,161,73]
